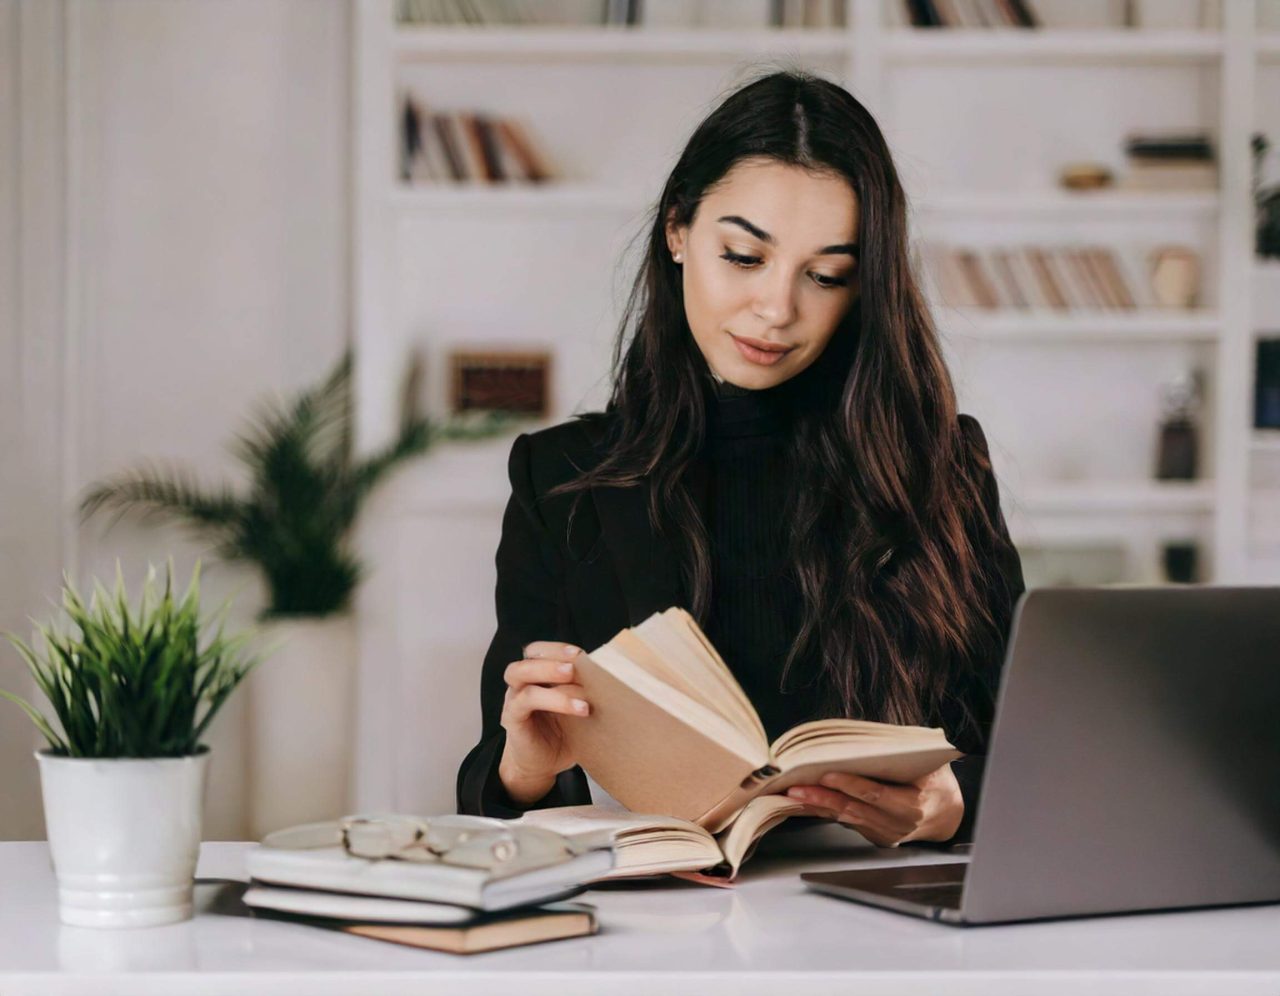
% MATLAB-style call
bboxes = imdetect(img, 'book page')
[716,794,808,877]
[626,611,763,744]
[694,726,962,834]
[769,717,947,757]
[610,628,757,737]
[657,608,767,744]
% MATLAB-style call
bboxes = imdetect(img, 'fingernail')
[572,698,589,714]
[558,661,573,674]
[787,788,808,799]
[564,645,580,656]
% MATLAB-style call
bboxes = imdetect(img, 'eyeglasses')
[261,813,580,873]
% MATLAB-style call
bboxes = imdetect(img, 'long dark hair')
[547,68,1016,749]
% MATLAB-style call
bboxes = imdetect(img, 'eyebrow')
[716,215,858,258]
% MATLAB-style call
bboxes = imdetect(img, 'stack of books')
[1123,132,1217,191]
[242,820,612,954]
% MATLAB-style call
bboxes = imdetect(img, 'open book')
[511,798,807,884]
[561,606,963,835]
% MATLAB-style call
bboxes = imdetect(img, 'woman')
[456,69,1024,847]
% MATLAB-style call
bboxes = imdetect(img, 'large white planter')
[247,614,356,839]
[36,748,210,928]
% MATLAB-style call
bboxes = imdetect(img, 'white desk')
[1,829,1278,996]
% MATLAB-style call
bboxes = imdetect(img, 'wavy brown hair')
[546,69,1018,751]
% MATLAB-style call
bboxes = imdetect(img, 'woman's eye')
[720,250,849,291]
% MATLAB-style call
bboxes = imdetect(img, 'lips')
[729,332,792,353]
[728,331,794,367]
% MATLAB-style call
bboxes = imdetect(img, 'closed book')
[561,607,961,835]
[1092,248,1136,309]
[244,836,613,912]
[1122,163,1218,191]
[1024,247,1069,311]
[496,119,551,182]
[248,895,597,955]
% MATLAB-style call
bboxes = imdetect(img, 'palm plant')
[1,561,257,758]
[80,349,512,618]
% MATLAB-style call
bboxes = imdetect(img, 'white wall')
[0,0,350,840]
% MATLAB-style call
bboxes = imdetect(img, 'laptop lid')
[960,585,1280,924]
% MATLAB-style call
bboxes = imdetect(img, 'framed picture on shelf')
[449,349,552,416]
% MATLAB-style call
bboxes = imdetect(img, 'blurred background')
[2,0,1278,841]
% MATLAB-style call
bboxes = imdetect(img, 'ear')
[664,207,687,260]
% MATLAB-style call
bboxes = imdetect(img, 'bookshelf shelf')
[393,25,852,61]
[1016,481,1214,515]
[914,190,1219,216]
[936,311,1220,342]
[390,182,644,213]
[884,29,1223,64]
[1250,432,1280,452]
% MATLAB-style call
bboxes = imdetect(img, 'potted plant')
[1,561,258,928]
[78,349,512,836]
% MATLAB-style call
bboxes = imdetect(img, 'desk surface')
[2,830,1278,996]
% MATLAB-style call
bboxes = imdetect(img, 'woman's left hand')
[784,763,964,846]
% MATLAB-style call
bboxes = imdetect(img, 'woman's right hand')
[497,640,591,806]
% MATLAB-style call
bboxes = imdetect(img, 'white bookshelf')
[354,0,1269,580]
[349,0,1278,815]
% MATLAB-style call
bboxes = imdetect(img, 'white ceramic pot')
[247,613,356,839]
[36,748,210,929]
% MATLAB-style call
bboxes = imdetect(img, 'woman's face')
[665,158,860,390]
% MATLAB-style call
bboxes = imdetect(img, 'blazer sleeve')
[455,431,592,819]
[911,413,1025,848]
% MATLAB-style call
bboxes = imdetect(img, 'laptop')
[801,585,1280,925]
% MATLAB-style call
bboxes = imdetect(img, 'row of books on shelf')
[401,95,553,184]
[395,0,845,28]
[898,0,1039,29]
[922,242,1200,312]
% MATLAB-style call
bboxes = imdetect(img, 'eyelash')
[718,250,850,290]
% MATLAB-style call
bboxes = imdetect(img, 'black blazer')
[456,411,1026,846]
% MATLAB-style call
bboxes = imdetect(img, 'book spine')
[739,764,780,788]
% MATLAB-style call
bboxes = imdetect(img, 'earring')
[673,253,683,264]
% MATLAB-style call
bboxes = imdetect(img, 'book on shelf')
[393,0,842,29]
[396,0,640,27]
[400,92,552,185]
[895,0,1040,29]
[1123,131,1218,192]
[245,887,598,955]
[558,606,962,836]
[924,242,1165,312]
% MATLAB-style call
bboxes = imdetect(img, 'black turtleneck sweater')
[701,373,825,743]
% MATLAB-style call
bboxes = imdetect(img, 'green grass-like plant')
[0,561,259,758]
[78,349,515,619]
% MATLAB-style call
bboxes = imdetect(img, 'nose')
[751,267,798,328]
